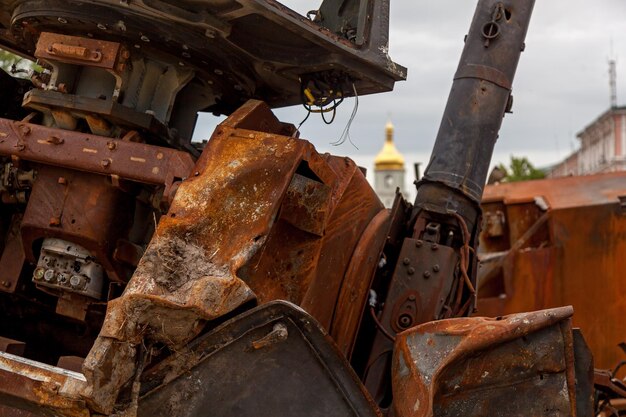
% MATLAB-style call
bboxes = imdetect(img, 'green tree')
[0,49,21,71]
[497,156,545,182]
[0,48,38,76]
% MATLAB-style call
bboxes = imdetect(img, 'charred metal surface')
[478,172,626,370]
[420,0,535,203]
[573,329,594,417]
[82,100,384,413]
[0,0,406,115]
[392,307,577,417]
[137,301,381,417]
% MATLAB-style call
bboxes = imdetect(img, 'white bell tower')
[374,120,405,208]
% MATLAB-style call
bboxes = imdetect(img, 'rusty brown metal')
[21,166,134,283]
[0,352,88,417]
[81,100,385,414]
[330,209,390,358]
[35,32,127,71]
[0,214,25,294]
[0,118,194,199]
[478,172,626,370]
[392,307,578,417]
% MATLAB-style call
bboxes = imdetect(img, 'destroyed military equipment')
[0,0,615,416]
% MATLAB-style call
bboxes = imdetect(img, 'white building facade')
[549,106,626,177]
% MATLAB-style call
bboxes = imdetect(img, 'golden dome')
[375,120,405,171]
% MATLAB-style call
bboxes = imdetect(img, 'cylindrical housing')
[420,0,535,204]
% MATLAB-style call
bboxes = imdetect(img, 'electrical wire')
[320,100,338,124]
[449,212,477,316]
[294,109,311,136]
[331,83,359,149]
[369,306,395,342]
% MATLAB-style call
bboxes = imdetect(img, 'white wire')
[331,83,359,149]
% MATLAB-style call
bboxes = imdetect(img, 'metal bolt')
[433,264,440,273]
[141,35,150,42]
[431,243,439,251]
[47,135,64,145]
[398,315,412,329]
[44,269,56,282]
[34,268,45,280]
[2,280,10,288]
[416,240,423,248]
[70,275,84,289]
[407,267,415,275]
[403,257,410,266]
[107,141,117,150]
[19,125,31,136]
[423,271,432,279]
[408,294,416,301]
[49,217,61,227]
[58,177,67,185]
[101,159,111,168]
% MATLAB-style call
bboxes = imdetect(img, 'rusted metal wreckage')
[0,0,616,415]
[478,172,626,415]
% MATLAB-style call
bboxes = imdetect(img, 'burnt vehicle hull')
[0,0,600,416]
[478,172,626,370]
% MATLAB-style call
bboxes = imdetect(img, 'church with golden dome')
[374,120,405,208]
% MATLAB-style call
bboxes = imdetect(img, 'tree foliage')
[0,49,21,71]
[497,156,545,182]
[0,48,38,76]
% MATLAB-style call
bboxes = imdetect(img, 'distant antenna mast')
[609,59,617,108]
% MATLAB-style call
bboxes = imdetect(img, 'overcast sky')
[193,0,626,177]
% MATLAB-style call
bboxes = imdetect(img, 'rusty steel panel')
[81,100,384,414]
[482,171,626,209]
[478,172,626,370]
[21,166,134,283]
[330,209,390,358]
[0,118,194,192]
[0,352,88,417]
[35,32,128,71]
[392,307,578,417]
[300,161,384,329]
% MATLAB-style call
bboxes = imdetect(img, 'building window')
[384,175,394,188]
